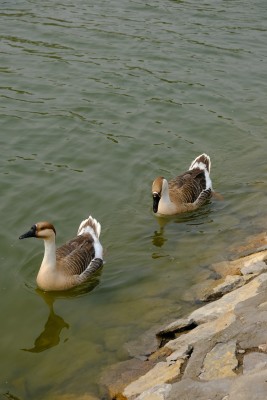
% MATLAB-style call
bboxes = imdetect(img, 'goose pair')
[20,153,214,292]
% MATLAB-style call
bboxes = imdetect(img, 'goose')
[152,153,213,215]
[19,215,103,291]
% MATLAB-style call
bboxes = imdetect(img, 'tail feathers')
[78,215,101,238]
[189,153,211,174]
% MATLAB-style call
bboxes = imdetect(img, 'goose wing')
[169,168,207,203]
[56,235,95,276]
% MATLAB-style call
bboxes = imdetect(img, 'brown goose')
[19,215,103,291]
[152,153,213,215]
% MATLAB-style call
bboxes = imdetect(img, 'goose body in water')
[152,153,213,216]
[19,215,103,291]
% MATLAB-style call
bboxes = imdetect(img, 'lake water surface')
[1,0,267,399]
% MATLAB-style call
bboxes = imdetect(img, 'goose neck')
[42,237,57,270]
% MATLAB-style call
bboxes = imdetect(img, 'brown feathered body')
[152,154,213,215]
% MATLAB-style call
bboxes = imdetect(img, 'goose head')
[19,222,56,240]
[152,177,168,213]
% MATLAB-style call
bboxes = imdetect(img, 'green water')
[1,0,267,398]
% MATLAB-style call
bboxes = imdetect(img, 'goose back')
[168,168,207,204]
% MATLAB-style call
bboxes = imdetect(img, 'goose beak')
[19,225,37,240]
[153,193,160,213]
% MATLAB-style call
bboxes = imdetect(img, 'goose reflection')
[22,291,69,353]
[151,216,168,260]
[151,214,170,250]
[151,206,213,254]
[22,274,101,353]
[152,227,167,248]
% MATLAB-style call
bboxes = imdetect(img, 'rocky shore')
[101,233,267,400]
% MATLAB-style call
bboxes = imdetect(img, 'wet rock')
[125,326,160,360]
[181,279,216,303]
[123,359,184,399]
[199,340,238,380]
[156,318,196,338]
[230,233,267,258]
[211,260,242,278]
[200,275,245,301]
[100,358,155,400]
[243,352,267,374]
[211,250,267,279]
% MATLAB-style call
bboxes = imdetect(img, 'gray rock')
[135,384,172,400]
[165,312,236,353]
[227,369,267,400]
[125,326,160,359]
[108,263,267,400]
[243,352,267,374]
[189,273,267,324]
[166,344,193,365]
[241,261,267,276]
[201,275,247,302]
[123,359,185,399]
[157,318,196,337]
[258,343,267,352]
[167,377,231,400]
[199,340,237,380]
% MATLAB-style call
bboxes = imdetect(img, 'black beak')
[153,193,160,213]
[19,225,37,240]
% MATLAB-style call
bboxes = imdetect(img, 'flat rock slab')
[243,352,267,374]
[199,340,238,380]
[135,384,172,400]
[156,318,196,337]
[241,260,267,276]
[201,275,250,302]
[167,377,231,400]
[227,369,267,400]
[124,360,184,399]
[189,273,267,324]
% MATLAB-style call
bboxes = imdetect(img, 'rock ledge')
[102,241,267,400]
